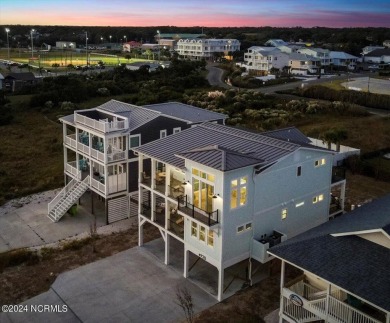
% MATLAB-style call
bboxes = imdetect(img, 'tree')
[125,54,131,62]
[320,128,348,151]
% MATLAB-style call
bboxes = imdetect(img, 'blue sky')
[1,0,389,27]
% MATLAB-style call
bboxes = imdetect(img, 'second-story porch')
[63,126,126,164]
[74,109,128,134]
[281,273,386,323]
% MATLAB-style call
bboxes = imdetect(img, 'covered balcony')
[167,169,185,199]
[282,275,385,323]
[252,230,287,264]
[154,161,166,194]
[177,195,219,227]
[167,202,184,239]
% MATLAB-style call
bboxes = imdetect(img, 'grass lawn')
[0,48,153,70]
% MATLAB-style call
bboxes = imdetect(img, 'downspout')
[248,165,258,287]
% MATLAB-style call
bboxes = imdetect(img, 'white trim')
[160,129,167,138]
[129,134,141,148]
[173,127,181,134]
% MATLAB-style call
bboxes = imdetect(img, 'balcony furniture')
[156,175,165,185]
[142,172,150,180]
[158,172,166,178]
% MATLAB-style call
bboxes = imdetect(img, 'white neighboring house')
[241,47,289,75]
[134,124,346,301]
[298,47,331,67]
[56,41,76,49]
[383,40,390,48]
[264,39,288,47]
[362,45,385,55]
[269,194,390,323]
[329,51,359,70]
[363,48,390,64]
[277,44,302,54]
[288,53,321,75]
[176,39,240,60]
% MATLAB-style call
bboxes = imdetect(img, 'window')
[297,166,302,177]
[237,222,252,234]
[129,135,140,148]
[192,168,215,182]
[191,222,198,237]
[207,230,214,247]
[282,208,287,220]
[160,130,167,138]
[313,194,324,204]
[231,176,247,209]
[315,158,326,167]
[173,127,181,134]
[199,226,206,242]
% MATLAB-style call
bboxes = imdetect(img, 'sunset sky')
[1,0,389,28]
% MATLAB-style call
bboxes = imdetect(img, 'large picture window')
[231,176,247,209]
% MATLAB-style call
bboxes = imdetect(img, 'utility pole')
[30,29,35,58]
[85,31,88,65]
[5,28,10,60]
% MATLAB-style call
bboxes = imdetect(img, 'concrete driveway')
[1,242,217,323]
[0,190,116,252]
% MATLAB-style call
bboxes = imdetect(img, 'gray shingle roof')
[134,123,310,171]
[59,114,75,125]
[269,194,390,311]
[143,102,227,124]
[365,48,390,57]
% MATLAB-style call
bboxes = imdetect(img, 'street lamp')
[30,29,35,58]
[109,35,112,43]
[124,35,127,43]
[85,31,88,65]
[5,28,10,60]
[157,30,160,62]
[100,37,103,44]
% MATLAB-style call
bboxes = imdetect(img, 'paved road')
[206,64,230,88]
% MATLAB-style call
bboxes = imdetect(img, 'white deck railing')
[75,113,128,133]
[77,141,90,155]
[107,150,126,162]
[65,134,77,149]
[90,147,105,163]
[283,278,382,323]
[66,161,81,180]
[91,177,106,194]
[48,178,77,214]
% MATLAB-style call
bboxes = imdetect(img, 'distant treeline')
[1,25,390,56]
[290,85,390,111]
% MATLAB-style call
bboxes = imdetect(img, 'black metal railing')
[141,203,151,219]
[168,218,184,239]
[177,195,219,226]
[332,167,346,184]
[258,230,284,247]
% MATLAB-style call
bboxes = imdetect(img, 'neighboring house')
[157,39,176,49]
[154,33,205,41]
[176,39,240,60]
[269,194,390,323]
[364,48,390,64]
[277,44,302,54]
[329,51,359,70]
[3,72,37,92]
[362,45,385,56]
[56,41,76,49]
[298,47,331,67]
[134,123,346,301]
[383,40,390,48]
[122,41,142,52]
[50,100,227,224]
[288,53,321,75]
[241,47,289,75]
[265,39,288,47]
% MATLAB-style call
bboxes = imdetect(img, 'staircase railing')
[48,176,90,221]
[48,178,77,215]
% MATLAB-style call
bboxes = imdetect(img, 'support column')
[165,234,170,265]
[279,260,285,323]
[184,249,189,278]
[386,313,390,323]
[217,266,224,301]
[138,218,144,246]
[341,181,346,212]
[105,198,108,225]
[91,190,94,215]
[248,258,252,286]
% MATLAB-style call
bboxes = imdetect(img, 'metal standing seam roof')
[262,127,312,145]
[269,194,390,312]
[133,123,304,171]
[143,102,228,123]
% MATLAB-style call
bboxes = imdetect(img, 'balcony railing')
[252,230,287,263]
[107,150,126,163]
[177,195,218,227]
[75,113,128,133]
[90,147,105,163]
[65,134,77,149]
[91,177,106,194]
[283,277,383,323]
[65,161,81,180]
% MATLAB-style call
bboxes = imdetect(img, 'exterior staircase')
[48,176,90,222]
